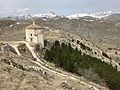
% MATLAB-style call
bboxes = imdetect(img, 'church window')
[30,38,33,42]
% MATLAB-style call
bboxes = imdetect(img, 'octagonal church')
[25,21,44,48]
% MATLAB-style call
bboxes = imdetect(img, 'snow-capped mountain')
[67,11,113,19]
[17,14,32,20]
[0,8,59,20]
[0,12,58,20]
[0,14,32,20]
[32,12,57,18]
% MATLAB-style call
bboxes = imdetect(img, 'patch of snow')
[16,22,20,24]
[89,20,94,21]
[32,12,57,18]
[10,25,13,27]
[83,19,94,21]
[18,14,32,19]
[100,21,103,22]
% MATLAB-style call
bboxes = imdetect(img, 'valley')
[0,12,120,90]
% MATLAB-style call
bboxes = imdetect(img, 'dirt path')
[0,41,109,90]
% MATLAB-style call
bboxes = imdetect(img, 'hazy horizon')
[0,0,120,16]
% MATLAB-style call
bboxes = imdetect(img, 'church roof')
[26,21,41,29]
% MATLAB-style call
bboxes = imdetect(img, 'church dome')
[26,21,41,29]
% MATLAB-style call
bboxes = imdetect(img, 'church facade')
[25,21,44,48]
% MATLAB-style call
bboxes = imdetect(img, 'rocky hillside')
[0,51,94,90]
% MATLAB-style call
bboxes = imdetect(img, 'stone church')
[25,21,44,48]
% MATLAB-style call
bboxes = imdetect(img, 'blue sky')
[0,0,120,16]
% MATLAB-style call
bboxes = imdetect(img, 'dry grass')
[0,51,92,90]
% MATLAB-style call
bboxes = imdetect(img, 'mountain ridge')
[1,10,120,20]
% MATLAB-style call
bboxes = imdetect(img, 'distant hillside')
[0,20,15,27]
